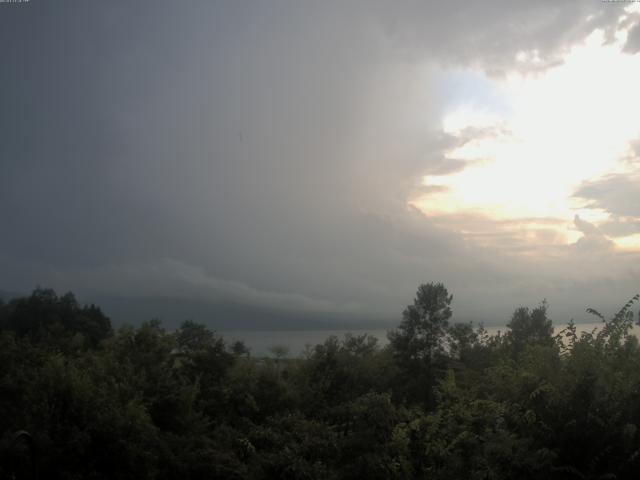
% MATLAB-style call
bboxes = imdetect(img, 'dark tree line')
[1,285,640,479]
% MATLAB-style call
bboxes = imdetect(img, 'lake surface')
[221,322,640,357]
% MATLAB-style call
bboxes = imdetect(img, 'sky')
[1,0,640,328]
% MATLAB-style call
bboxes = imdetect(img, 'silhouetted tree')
[506,301,554,354]
[0,288,111,348]
[388,282,452,406]
[1,286,640,480]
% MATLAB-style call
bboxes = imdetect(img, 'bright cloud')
[412,18,640,252]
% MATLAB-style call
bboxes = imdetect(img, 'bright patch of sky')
[438,68,512,119]
[413,20,640,252]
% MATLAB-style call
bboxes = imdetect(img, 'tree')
[388,282,452,405]
[0,288,111,349]
[389,283,452,364]
[230,339,250,357]
[506,301,554,354]
[446,322,478,362]
[268,345,290,360]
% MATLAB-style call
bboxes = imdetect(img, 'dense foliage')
[1,285,640,479]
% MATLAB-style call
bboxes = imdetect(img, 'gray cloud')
[574,215,603,237]
[599,218,640,237]
[624,20,640,54]
[573,215,615,252]
[574,174,640,217]
[419,127,512,176]
[376,0,625,74]
[0,1,637,327]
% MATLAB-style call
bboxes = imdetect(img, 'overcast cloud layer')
[1,1,639,328]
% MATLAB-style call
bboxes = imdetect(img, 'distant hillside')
[0,289,23,302]
[88,295,396,331]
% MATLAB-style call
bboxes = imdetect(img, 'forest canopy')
[1,285,640,479]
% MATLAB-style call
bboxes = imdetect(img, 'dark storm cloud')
[1,1,637,326]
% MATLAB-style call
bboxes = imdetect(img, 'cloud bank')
[1,1,639,327]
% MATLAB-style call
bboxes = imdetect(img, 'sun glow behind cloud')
[412,22,640,251]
